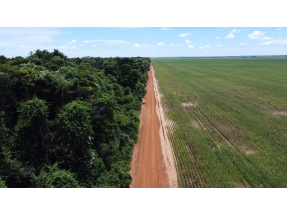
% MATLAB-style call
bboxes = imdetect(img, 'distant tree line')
[0,49,150,188]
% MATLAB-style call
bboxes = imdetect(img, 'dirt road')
[130,65,170,188]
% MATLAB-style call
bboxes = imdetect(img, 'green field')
[152,58,287,188]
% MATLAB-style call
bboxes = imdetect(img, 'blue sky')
[0,27,286,58]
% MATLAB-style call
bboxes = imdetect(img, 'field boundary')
[152,64,179,188]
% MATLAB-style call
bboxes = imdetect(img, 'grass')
[152,58,287,188]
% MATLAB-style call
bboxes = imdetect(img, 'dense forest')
[0,49,150,188]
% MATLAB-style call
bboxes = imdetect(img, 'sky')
[0,27,286,58]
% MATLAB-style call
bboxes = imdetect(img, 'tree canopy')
[0,49,150,188]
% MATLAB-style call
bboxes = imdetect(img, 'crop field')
[152,58,287,188]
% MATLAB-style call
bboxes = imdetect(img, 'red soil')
[130,66,170,188]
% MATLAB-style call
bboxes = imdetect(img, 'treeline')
[0,49,150,188]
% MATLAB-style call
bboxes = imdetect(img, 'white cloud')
[179,33,191,37]
[0,27,63,50]
[57,46,77,50]
[198,45,211,49]
[259,38,287,45]
[225,28,240,39]
[260,37,271,41]
[231,28,240,34]
[157,42,164,46]
[259,41,273,45]
[68,39,76,44]
[216,44,221,47]
[239,42,246,45]
[171,44,174,46]
[185,40,191,43]
[92,45,96,47]
[0,41,27,49]
[161,28,170,30]
[134,43,140,47]
[215,37,220,39]
[188,45,194,48]
[277,28,282,31]
[247,31,277,45]
[225,33,234,39]
[83,39,130,45]
[247,31,265,39]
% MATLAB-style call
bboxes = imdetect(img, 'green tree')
[96,161,132,188]
[53,101,94,183]
[135,81,146,98]
[104,60,119,77]
[0,112,35,188]
[35,163,79,188]
[0,177,7,188]
[9,56,28,66]
[0,50,150,188]
[0,111,10,180]
[0,55,8,64]
[14,97,49,169]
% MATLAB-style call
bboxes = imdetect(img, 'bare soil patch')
[236,182,246,188]
[182,101,195,107]
[190,119,200,128]
[241,145,256,155]
[271,111,287,117]
[165,117,177,132]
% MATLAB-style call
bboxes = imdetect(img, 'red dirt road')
[130,66,170,188]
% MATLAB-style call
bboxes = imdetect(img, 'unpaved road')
[130,65,170,188]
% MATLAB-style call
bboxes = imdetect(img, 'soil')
[241,145,255,155]
[236,182,246,188]
[271,111,287,117]
[190,119,200,128]
[182,101,195,107]
[152,65,178,188]
[130,65,173,188]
